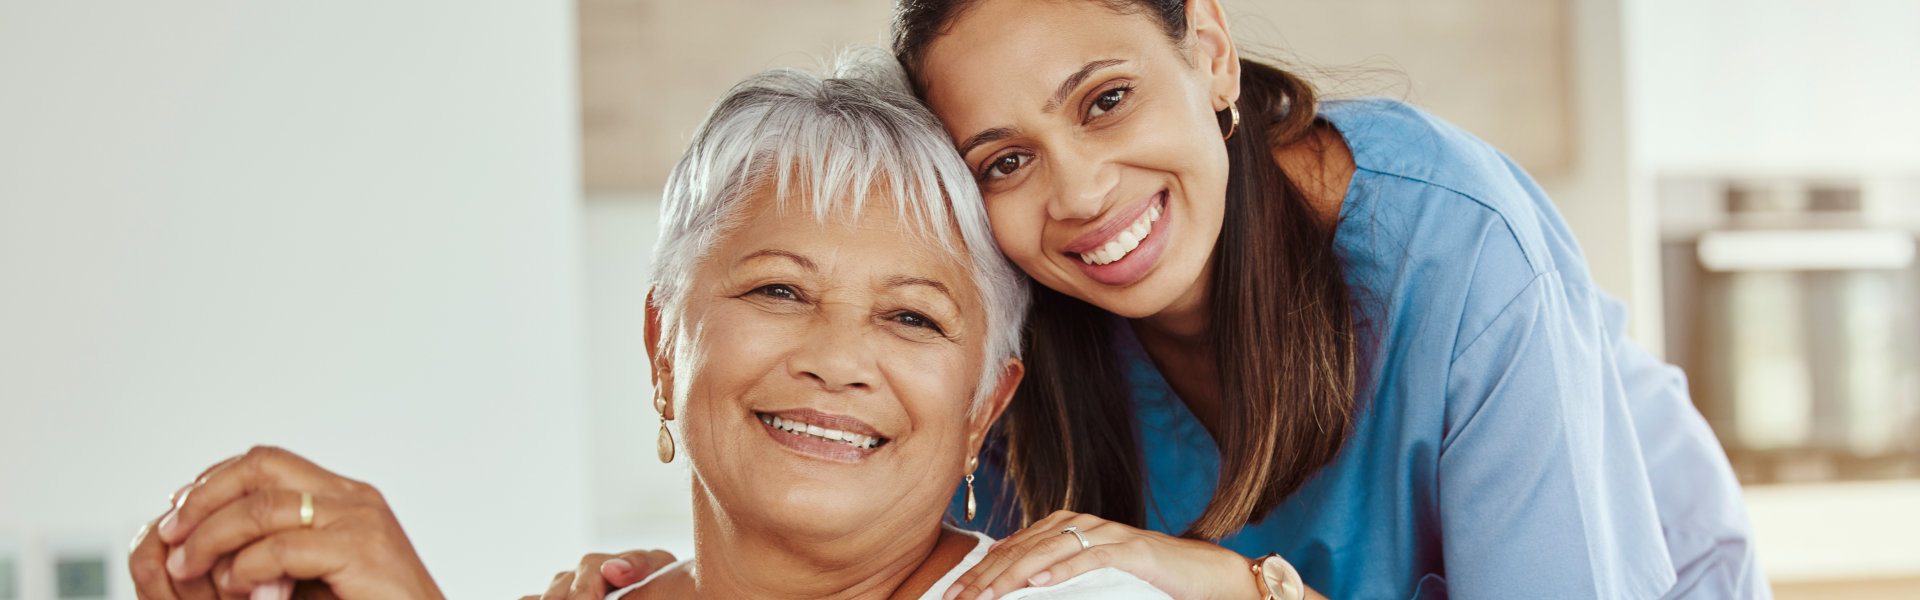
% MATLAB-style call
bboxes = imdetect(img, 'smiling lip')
[1064,191,1171,287]
[754,408,890,463]
[1063,191,1163,254]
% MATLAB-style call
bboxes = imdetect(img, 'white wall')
[1626,0,1920,173]
[0,2,588,599]
[580,194,695,557]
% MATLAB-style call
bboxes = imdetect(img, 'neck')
[1135,252,1215,344]
[664,478,971,600]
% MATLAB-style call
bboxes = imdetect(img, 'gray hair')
[650,49,1029,408]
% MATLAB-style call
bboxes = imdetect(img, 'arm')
[1438,273,1676,598]
[1598,295,1768,598]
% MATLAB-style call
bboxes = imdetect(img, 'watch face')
[1258,555,1305,600]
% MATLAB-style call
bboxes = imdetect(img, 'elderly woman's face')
[655,184,1007,542]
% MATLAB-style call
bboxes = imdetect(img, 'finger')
[601,549,676,589]
[218,530,350,596]
[975,523,1100,599]
[948,513,1098,600]
[131,520,182,600]
[1027,537,1148,589]
[162,455,244,528]
[244,578,292,600]
[209,555,248,600]
[170,489,320,580]
[565,553,614,600]
[162,447,336,546]
[543,571,575,600]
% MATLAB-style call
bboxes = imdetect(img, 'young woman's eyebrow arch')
[954,58,1128,158]
[1041,58,1126,113]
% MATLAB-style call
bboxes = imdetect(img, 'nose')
[1045,147,1118,222]
[787,314,878,393]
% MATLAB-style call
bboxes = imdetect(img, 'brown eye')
[752,284,800,301]
[1089,87,1130,118]
[892,311,944,333]
[984,153,1030,180]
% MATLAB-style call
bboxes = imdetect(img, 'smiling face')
[916,0,1241,319]
[650,183,1015,545]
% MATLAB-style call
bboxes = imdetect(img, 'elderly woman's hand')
[133,446,442,600]
[518,548,677,600]
[943,510,1324,600]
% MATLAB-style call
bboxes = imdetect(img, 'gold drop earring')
[654,388,675,463]
[964,455,978,522]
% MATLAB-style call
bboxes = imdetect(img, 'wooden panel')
[578,0,1571,194]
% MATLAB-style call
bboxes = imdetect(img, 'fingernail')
[158,509,180,540]
[170,484,191,508]
[1029,572,1052,586]
[606,558,633,575]
[941,584,962,600]
[248,579,283,600]
[165,547,186,579]
[979,590,996,600]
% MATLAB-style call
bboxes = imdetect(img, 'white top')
[606,530,1172,600]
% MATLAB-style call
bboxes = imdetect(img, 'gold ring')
[1060,525,1090,550]
[298,492,314,528]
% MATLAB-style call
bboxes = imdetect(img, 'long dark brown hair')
[894,0,1360,540]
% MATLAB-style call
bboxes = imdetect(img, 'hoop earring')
[1220,102,1241,141]
[964,456,978,522]
[654,390,676,463]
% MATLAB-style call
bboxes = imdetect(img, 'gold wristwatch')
[1251,553,1305,600]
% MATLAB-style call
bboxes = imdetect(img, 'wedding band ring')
[298,492,314,528]
[1060,525,1090,550]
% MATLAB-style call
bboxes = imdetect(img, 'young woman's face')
[918,0,1238,319]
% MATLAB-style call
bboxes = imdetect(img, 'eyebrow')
[883,275,952,297]
[1042,59,1126,113]
[954,58,1127,160]
[738,249,816,271]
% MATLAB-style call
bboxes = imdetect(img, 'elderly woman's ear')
[966,359,1025,455]
[643,289,675,398]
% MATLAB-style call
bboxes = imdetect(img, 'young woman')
[558,1,1763,598]
[888,1,1763,599]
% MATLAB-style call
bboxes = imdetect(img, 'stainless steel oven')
[1659,176,1920,484]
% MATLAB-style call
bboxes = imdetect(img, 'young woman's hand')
[519,548,677,600]
[134,446,442,600]
[942,510,1321,600]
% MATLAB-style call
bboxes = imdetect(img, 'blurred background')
[2,0,1915,598]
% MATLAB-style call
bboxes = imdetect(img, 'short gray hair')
[650,49,1029,407]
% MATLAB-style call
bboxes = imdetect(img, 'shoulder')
[1320,99,1592,356]
[1318,97,1527,205]
[1001,568,1174,600]
[1321,97,1554,257]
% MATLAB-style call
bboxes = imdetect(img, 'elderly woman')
[126,56,1173,600]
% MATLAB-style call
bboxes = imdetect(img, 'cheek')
[883,343,980,438]
[986,197,1050,266]
[675,311,792,438]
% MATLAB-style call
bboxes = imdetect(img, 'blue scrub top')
[953,99,1768,599]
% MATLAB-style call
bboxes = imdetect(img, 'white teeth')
[1078,201,1164,266]
[758,413,881,449]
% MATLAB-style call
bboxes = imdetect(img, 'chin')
[758,485,900,539]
